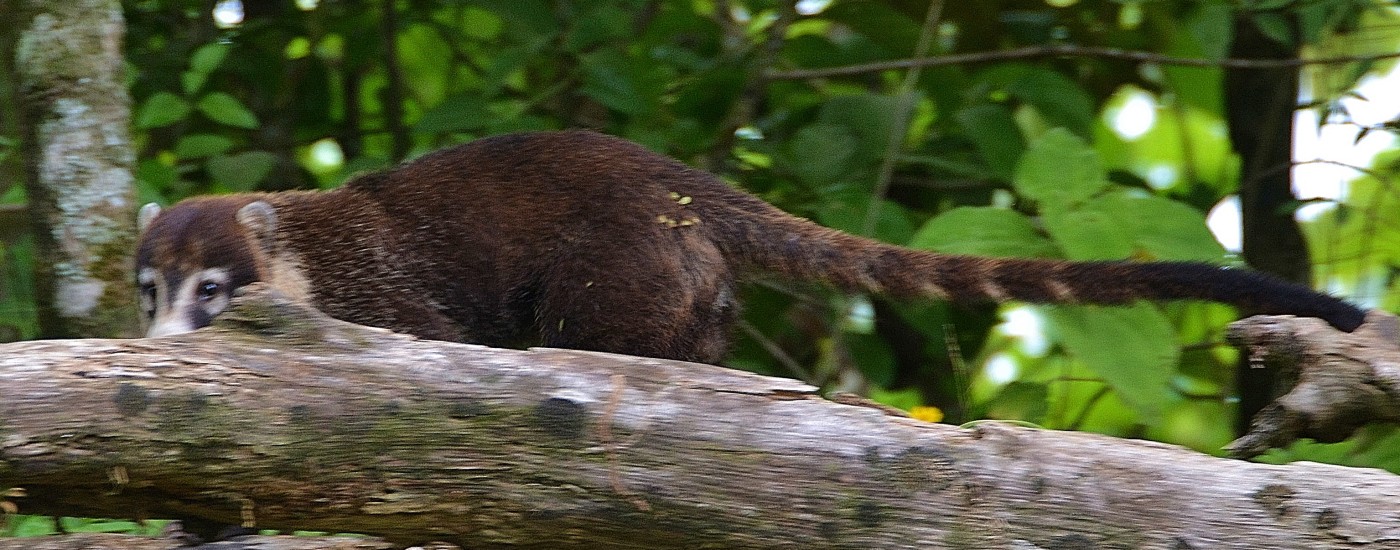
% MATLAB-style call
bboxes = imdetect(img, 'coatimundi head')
[135,197,284,337]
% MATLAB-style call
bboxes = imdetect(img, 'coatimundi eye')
[196,281,222,302]
[139,283,157,316]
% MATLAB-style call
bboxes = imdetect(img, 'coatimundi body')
[136,130,1365,362]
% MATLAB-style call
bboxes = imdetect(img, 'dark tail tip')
[1214,267,1365,332]
[1126,262,1365,332]
[1283,291,1365,332]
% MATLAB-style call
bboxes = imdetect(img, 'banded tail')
[700,192,1365,332]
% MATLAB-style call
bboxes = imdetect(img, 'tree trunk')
[1,286,1398,548]
[14,0,139,338]
[1225,13,1313,434]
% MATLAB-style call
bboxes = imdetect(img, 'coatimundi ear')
[137,203,161,233]
[236,201,279,253]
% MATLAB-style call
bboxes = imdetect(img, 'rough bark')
[0,533,400,550]
[14,0,139,338]
[1226,310,1400,457]
[1,287,1398,549]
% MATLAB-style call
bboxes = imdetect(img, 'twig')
[767,44,1400,80]
[379,0,411,161]
[1262,157,1397,296]
[861,0,945,237]
[738,320,814,383]
[942,323,969,423]
[1066,384,1112,432]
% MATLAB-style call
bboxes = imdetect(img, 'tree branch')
[1,287,1399,548]
[1226,310,1400,458]
[767,43,1400,80]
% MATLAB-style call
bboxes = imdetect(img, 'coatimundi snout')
[135,130,1366,362]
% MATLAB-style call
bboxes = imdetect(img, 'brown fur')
[136,130,1365,362]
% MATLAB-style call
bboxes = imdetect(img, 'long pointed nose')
[146,315,196,337]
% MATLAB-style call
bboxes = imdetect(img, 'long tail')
[701,193,1366,332]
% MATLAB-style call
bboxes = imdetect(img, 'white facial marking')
[137,267,159,322]
[143,267,232,337]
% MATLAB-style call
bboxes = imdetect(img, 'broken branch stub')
[1226,310,1400,458]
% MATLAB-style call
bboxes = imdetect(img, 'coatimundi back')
[136,130,1365,362]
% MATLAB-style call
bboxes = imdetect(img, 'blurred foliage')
[0,515,171,538]
[3,0,1400,478]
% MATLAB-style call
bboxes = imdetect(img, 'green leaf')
[1005,68,1096,137]
[1145,400,1235,454]
[181,70,208,95]
[579,49,666,116]
[3,515,57,537]
[564,3,632,52]
[1187,2,1233,60]
[981,381,1050,423]
[817,94,901,164]
[197,93,259,129]
[190,42,231,73]
[414,94,493,134]
[1100,193,1227,261]
[1048,192,1227,262]
[1252,12,1295,47]
[174,134,236,159]
[1044,303,1179,421]
[285,37,312,60]
[816,197,916,245]
[1295,0,1342,44]
[135,92,192,129]
[396,23,453,107]
[910,207,1059,258]
[1099,88,1237,192]
[136,158,177,191]
[782,123,856,187]
[1043,207,1136,261]
[868,386,925,411]
[673,70,745,126]
[461,7,504,40]
[777,33,843,69]
[955,104,1025,179]
[59,517,144,534]
[474,0,559,38]
[207,151,277,191]
[821,1,922,54]
[135,164,171,206]
[1161,5,1229,112]
[1249,0,1294,11]
[1014,128,1107,209]
[848,332,896,386]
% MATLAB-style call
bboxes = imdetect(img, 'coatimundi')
[136,130,1365,362]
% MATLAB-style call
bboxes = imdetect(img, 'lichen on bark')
[15,0,139,338]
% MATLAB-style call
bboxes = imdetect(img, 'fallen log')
[1,286,1398,548]
[0,532,401,550]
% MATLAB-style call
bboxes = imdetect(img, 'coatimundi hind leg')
[533,242,739,363]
